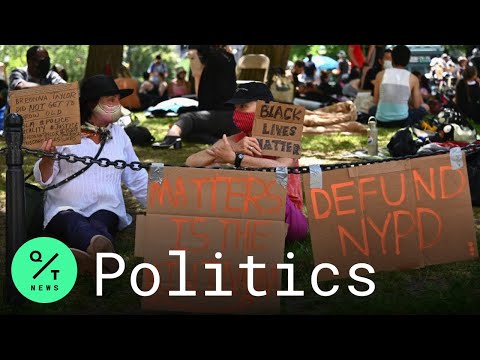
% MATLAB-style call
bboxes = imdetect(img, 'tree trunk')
[239,45,291,83]
[84,45,123,81]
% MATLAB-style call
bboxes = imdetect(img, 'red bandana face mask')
[233,110,255,134]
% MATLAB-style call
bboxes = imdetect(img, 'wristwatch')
[234,153,245,167]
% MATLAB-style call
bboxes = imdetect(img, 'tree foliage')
[125,45,180,81]
[0,45,182,83]
[290,45,348,61]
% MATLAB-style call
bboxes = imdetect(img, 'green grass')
[1,114,479,315]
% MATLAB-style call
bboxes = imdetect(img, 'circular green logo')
[11,237,77,303]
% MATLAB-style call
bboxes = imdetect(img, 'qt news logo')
[11,237,77,303]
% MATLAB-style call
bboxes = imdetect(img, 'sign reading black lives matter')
[10,82,81,149]
[252,100,304,159]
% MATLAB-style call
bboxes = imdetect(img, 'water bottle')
[367,116,378,155]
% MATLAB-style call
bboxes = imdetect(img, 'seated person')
[138,71,163,110]
[114,65,142,110]
[363,48,392,93]
[153,45,237,147]
[291,60,306,97]
[455,65,480,123]
[139,71,157,95]
[157,72,169,102]
[412,70,432,103]
[342,67,361,99]
[370,45,428,128]
[9,45,66,91]
[168,67,192,98]
[185,82,308,243]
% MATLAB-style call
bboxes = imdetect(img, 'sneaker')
[86,235,118,274]
[71,248,95,275]
[152,136,182,149]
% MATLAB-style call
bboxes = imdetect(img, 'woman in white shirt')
[34,75,148,275]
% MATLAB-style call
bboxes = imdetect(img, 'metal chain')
[19,143,480,174]
[22,147,151,171]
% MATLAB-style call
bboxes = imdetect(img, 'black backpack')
[387,127,419,157]
[124,125,155,146]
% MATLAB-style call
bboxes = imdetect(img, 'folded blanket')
[302,101,367,134]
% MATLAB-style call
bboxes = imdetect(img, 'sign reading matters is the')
[252,100,304,159]
[10,82,81,149]
[136,167,288,314]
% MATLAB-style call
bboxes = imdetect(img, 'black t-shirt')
[197,48,237,111]
[456,80,480,123]
[304,60,316,79]
[339,59,349,75]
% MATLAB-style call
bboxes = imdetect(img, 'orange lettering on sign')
[367,213,392,255]
[170,217,209,252]
[243,177,283,215]
[148,178,186,209]
[217,219,275,253]
[417,207,443,250]
[226,177,247,213]
[310,188,332,219]
[338,222,369,257]
[413,168,436,201]
[380,173,406,206]
[393,210,416,255]
[359,176,377,211]
[250,220,270,251]
[439,166,466,199]
[261,179,283,215]
[332,181,356,216]
[219,219,249,252]
[191,177,208,209]
[191,176,229,211]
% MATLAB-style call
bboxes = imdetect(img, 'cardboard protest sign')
[304,153,478,280]
[252,100,304,159]
[136,167,288,314]
[10,82,81,148]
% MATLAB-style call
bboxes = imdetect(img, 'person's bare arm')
[185,134,241,167]
[348,46,359,68]
[15,80,40,89]
[167,82,173,98]
[410,74,422,109]
[365,45,376,66]
[235,153,293,168]
[195,134,293,168]
[186,134,263,167]
[38,139,56,182]
[158,82,168,97]
[372,71,384,105]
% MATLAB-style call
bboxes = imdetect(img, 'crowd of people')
[290,45,480,127]
[3,45,309,277]
[6,44,480,278]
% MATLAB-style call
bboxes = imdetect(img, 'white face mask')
[92,103,122,125]
[383,60,393,69]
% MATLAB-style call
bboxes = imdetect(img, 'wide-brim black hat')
[80,74,133,101]
[225,81,274,105]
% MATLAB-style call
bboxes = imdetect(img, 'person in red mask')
[35,75,149,275]
[186,82,308,243]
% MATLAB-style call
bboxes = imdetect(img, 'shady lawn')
[0,113,479,315]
